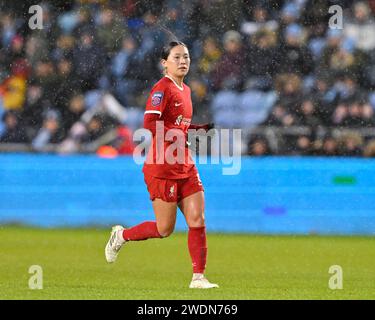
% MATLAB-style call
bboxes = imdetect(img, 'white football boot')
[189,274,219,289]
[105,225,125,263]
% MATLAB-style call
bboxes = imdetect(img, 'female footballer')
[105,41,218,289]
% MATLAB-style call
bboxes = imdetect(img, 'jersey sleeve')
[144,83,169,118]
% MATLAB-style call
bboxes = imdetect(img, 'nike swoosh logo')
[175,102,182,106]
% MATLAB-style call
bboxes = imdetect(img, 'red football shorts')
[144,173,204,203]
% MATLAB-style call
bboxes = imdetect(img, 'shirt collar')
[165,75,184,91]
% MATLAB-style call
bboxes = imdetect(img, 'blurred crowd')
[1,0,375,156]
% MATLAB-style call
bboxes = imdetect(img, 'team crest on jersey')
[175,115,183,126]
[169,185,175,198]
[151,92,163,107]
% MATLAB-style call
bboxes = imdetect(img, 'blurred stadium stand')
[1,0,375,156]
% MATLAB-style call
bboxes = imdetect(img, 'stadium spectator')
[318,29,368,85]
[361,101,375,127]
[189,0,242,36]
[295,98,323,129]
[32,110,65,151]
[320,136,339,157]
[240,3,278,36]
[51,35,75,62]
[279,2,300,27]
[332,103,349,127]
[292,135,314,156]
[62,94,86,134]
[25,36,49,66]
[278,24,314,76]
[326,74,362,107]
[54,57,80,110]
[21,81,45,136]
[113,125,136,155]
[2,34,26,74]
[0,110,28,143]
[274,73,304,114]
[71,7,95,39]
[96,8,128,57]
[336,132,363,156]
[32,59,59,105]
[344,1,375,52]
[196,36,221,81]
[160,6,189,45]
[306,21,327,61]
[73,29,106,91]
[363,139,375,157]
[111,35,141,106]
[81,114,111,143]
[309,74,336,125]
[189,77,211,123]
[0,70,27,111]
[262,104,288,127]
[342,100,367,127]
[245,28,280,90]
[364,46,375,89]
[211,30,245,91]
[301,0,329,29]
[247,136,272,156]
[136,11,165,59]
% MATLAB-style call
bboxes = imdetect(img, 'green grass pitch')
[0,226,374,300]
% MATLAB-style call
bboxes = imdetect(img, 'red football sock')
[188,226,207,274]
[122,221,162,241]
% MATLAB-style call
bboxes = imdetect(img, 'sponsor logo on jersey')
[175,115,191,126]
[151,92,164,107]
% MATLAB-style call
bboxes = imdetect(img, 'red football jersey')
[142,75,198,179]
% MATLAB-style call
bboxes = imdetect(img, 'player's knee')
[189,212,205,227]
[157,225,174,238]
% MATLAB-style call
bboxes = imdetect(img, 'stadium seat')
[238,90,277,128]
[210,90,240,128]
[370,92,375,110]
